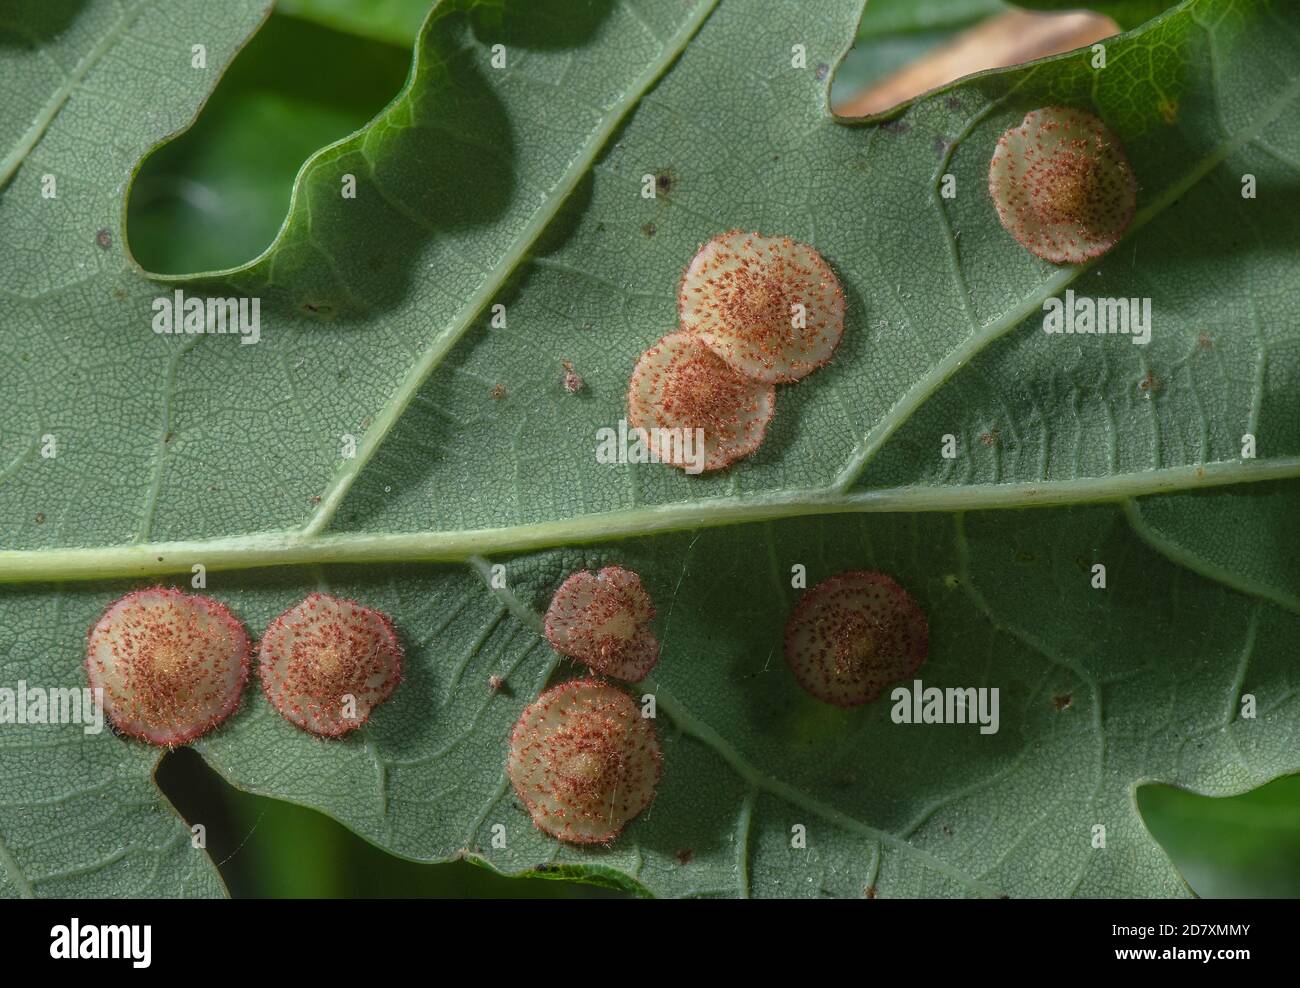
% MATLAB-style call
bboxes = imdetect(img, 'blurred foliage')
[831,0,1008,106]
[1010,0,1179,30]
[277,0,430,47]
[134,0,1300,898]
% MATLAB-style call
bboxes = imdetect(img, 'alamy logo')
[595,418,706,475]
[0,682,103,735]
[50,919,151,968]
[1043,289,1151,345]
[152,289,261,344]
[890,680,1000,734]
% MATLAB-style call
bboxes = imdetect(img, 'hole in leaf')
[127,13,410,273]
[832,5,1118,118]
[155,747,630,897]
[1139,773,1300,898]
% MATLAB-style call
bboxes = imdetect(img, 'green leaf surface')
[1,0,1298,898]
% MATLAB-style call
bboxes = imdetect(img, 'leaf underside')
[0,0,1297,898]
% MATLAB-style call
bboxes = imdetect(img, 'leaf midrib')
[3,456,1299,584]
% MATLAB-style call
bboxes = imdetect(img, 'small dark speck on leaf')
[641,222,656,238]
[934,136,949,155]
[675,848,693,865]
[946,95,961,110]
[882,118,909,135]
[490,383,507,400]
[1053,693,1073,711]
[562,360,583,394]
[301,300,335,318]
[865,885,877,899]
[34,512,45,524]
[95,229,111,249]
[309,494,321,506]
[814,62,829,81]
[656,172,672,193]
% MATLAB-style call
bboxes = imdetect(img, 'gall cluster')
[507,565,663,845]
[86,588,403,745]
[629,230,845,473]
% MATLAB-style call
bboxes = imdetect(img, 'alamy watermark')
[890,679,1000,734]
[596,418,705,475]
[152,289,261,345]
[1043,289,1150,345]
[50,919,151,968]
[0,682,104,735]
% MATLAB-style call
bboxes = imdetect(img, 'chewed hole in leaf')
[126,13,410,274]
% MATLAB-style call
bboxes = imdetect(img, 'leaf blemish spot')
[86,587,251,746]
[561,360,584,394]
